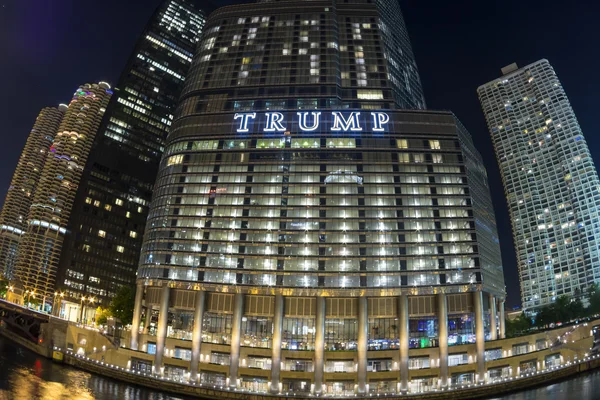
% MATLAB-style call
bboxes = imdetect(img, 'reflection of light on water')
[7,367,95,400]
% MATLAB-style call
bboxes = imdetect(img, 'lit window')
[93,200,101,207]
[117,246,125,253]
[98,230,106,238]
[126,211,131,218]
[327,139,356,148]
[429,140,441,150]
[257,139,285,149]
[130,231,137,239]
[292,139,320,149]
[83,244,91,252]
[397,139,408,149]
[104,204,112,211]
[115,199,124,206]
[138,207,143,213]
[85,197,92,204]
[167,154,184,166]
[357,90,383,100]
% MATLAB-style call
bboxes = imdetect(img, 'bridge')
[0,299,51,343]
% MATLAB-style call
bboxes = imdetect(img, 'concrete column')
[154,285,170,375]
[489,293,497,341]
[270,295,284,393]
[437,293,448,388]
[357,296,368,394]
[190,291,205,380]
[499,301,506,339]
[398,295,409,393]
[473,291,486,382]
[314,297,326,394]
[229,293,244,388]
[130,282,144,350]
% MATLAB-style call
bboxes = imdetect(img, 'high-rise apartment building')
[127,0,505,395]
[0,105,67,279]
[13,82,112,307]
[48,0,206,317]
[478,59,600,312]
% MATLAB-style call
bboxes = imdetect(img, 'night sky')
[1,0,599,309]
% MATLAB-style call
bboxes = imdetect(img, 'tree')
[95,306,112,325]
[506,313,532,337]
[109,285,136,325]
[587,283,600,316]
[0,278,8,299]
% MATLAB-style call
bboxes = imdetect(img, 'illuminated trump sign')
[234,111,390,133]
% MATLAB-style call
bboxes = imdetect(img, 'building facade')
[50,0,206,318]
[478,60,600,312]
[0,105,67,279]
[128,0,505,395]
[12,82,112,309]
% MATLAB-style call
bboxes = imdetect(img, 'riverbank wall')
[63,350,600,400]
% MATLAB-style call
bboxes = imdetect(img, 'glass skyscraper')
[128,0,505,395]
[478,60,600,312]
[50,0,206,318]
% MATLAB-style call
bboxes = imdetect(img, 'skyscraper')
[13,82,112,307]
[0,105,67,279]
[478,59,600,312]
[128,0,505,394]
[48,0,205,317]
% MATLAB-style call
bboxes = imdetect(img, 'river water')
[0,335,598,400]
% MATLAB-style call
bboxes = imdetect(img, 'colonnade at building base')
[129,285,507,394]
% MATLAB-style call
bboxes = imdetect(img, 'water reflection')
[0,336,189,400]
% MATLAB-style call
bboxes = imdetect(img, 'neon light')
[263,112,287,132]
[371,112,390,131]
[234,113,256,132]
[297,112,321,131]
[331,111,362,131]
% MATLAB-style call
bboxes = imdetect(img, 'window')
[138,207,143,213]
[85,197,92,204]
[130,231,137,239]
[327,139,356,149]
[257,139,285,149]
[117,245,125,253]
[409,356,430,369]
[429,140,441,149]
[397,139,408,149]
[282,317,316,350]
[324,319,357,351]
[241,316,273,348]
[167,154,184,166]
[93,200,101,207]
[126,211,131,218]
[147,342,156,355]
[98,230,106,238]
[115,199,124,206]
[448,353,468,366]
[292,139,320,149]
[104,204,112,211]
[357,90,383,100]
[485,348,502,361]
